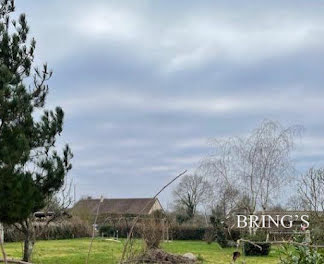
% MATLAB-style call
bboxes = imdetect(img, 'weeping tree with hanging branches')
[202,120,301,215]
[0,0,73,262]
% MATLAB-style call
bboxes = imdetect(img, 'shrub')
[175,214,190,225]
[243,241,271,256]
[279,230,324,264]
[312,223,324,245]
[243,232,271,256]
[209,216,228,247]
[170,225,209,240]
[99,225,116,237]
[99,223,140,238]
[279,244,324,264]
[228,229,241,242]
[140,215,164,249]
[4,218,91,242]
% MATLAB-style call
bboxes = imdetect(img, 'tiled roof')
[73,198,158,215]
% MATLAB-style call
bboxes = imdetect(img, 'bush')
[99,225,116,237]
[243,232,271,256]
[175,214,190,225]
[141,216,164,249]
[243,241,271,256]
[170,225,209,240]
[279,231,324,264]
[312,224,324,245]
[279,244,324,264]
[99,224,139,238]
[228,229,241,242]
[209,216,228,247]
[4,218,91,242]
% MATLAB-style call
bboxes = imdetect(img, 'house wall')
[149,200,163,214]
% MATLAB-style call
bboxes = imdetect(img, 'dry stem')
[120,170,187,263]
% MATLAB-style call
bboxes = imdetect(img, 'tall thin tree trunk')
[22,232,34,262]
[0,242,7,264]
[22,219,35,262]
[0,223,7,264]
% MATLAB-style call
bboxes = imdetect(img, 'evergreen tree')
[0,0,72,261]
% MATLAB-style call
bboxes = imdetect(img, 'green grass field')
[4,238,282,264]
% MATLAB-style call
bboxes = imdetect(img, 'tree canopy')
[0,0,72,225]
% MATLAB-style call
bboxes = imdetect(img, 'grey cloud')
[13,0,324,206]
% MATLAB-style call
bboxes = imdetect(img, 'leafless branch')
[120,170,187,263]
[201,120,301,215]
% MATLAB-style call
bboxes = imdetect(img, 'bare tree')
[215,185,240,218]
[202,120,301,214]
[173,174,213,219]
[297,167,324,244]
[286,194,311,211]
[298,167,324,216]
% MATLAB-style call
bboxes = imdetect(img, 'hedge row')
[4,221,240,243]
[170,225,210,240]
[99,224,140,238]
[4,219,92,242]
[99,224,224,241]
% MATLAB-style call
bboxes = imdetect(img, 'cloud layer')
[16,0,324,206]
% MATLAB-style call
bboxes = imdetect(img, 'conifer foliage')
[0,0,72,227]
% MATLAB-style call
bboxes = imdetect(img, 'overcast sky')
[16,0,324,207]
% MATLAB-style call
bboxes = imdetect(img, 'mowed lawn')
[4,238,282,264]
